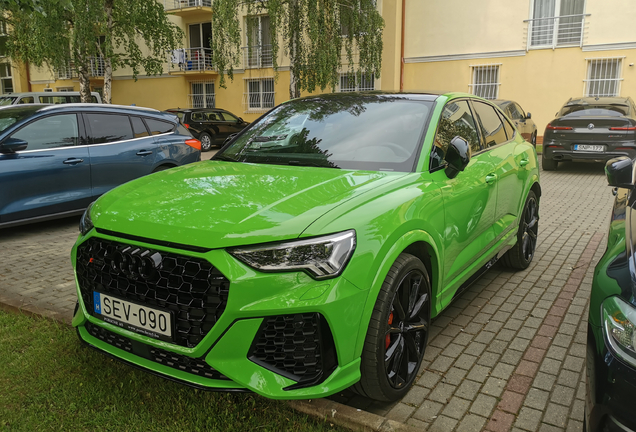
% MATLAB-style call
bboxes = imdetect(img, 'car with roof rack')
[0,103,201,228]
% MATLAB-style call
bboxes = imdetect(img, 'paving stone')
[456,414,487,432]
[441,396,471,420]
[413,400,444,422]
[543,402,569,428]
[402,385,430,406]
[525,387,550,411]
[486,409,515,432]
[551,385,575,407]
[467,364,491,383]
[470,393,498,417]
[428,382,456,404]
[442,367,467,386]
[455,379,482,400]
[515,406,544,431]
[482,377,506,398]
[431,415,458,431]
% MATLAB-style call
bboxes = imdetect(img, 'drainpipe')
[400,0,405,91]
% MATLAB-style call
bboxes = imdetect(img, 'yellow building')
[9,0,636,135]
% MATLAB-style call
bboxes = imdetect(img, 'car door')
[471,100,529,239]
[83,112,157,198]
[217,111,245,143]
[188,111,209,139]
[430,99,498,290]
[0,113,91,223]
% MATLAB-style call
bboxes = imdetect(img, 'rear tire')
[199,133,213,151]
[353,253,431,402]
[501,190,538,270]
[542,152,558,171]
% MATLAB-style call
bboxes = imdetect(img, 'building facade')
[12,0,636,134]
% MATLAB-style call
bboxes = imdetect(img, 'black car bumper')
[545,147,636,162]
[587,324,636,432]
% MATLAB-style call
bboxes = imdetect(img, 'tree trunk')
[78,63,92,103]
[288,0,300,99]
[102,0,114,104]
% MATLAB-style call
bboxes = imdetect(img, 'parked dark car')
[494,99,538,146]
[0,104,201,228]
[586,156,636,432]
[165,108,249,151]
[542,97,636,171]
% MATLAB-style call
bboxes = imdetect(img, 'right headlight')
[602,296,636,367]
[78,201,95,236]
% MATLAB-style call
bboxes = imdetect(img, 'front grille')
[76,237,229,348]
[85,321,228,381]
[249,313,337,389]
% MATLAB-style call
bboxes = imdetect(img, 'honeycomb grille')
[249,313,336,385]
[85,321,228,381]
[76,237,229,348]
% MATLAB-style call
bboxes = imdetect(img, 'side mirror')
[526,112,532,120]
[445,136,471,179]
[238,117,244,124]
[605,156,635,188]
[0,137,28,153]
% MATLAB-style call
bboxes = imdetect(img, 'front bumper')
[71,232,368,399]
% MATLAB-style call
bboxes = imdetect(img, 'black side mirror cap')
[0,137,28,153]
[445,136,471,179]
[605,156,635,188]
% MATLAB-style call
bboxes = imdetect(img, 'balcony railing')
[525,13,590,50]
[89,56,105,77]
[242,45,273,69]
[169,48,214,72]
[55,62,76,80]
[188,93,215,108]
[242,91,275,113]
[163,0,211,10]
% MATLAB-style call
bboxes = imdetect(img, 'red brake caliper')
[386,311,394,349]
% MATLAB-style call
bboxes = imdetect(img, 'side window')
[206,112,220,121]
[507,103,521,120]
[514,103,526,119]
[85,113,134,144]
[176,123,191,136]
[219,112,239,122]
[145,118,175,135]
[17,97,34,104]
[130,116,150,138]
[430,100,481,170]
[499,111,516,140]
[472,101,509,148]
[11,114,79,150]
[191,112,204,121]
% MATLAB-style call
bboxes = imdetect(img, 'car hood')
[92,161,407,249]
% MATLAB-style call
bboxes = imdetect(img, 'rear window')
[0,96,16,106]
[559,104,629,117]
[145,118,175,135]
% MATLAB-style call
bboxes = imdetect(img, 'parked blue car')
[0,104,201,228]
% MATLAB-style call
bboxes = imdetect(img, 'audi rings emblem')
[107,247,162,280]
[588,123,595,130]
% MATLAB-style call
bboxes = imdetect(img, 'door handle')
[136,150,153,156]
[63,158,84,165]
[485,174,497,184]
[520,159,529,167]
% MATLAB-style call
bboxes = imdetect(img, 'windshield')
[0,106,42,133]
[216,94,433,172]
[0,97,16,106]
[559,104,629,117]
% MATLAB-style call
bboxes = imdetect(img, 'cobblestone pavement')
[0,159,614,432]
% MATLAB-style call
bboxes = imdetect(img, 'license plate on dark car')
[574,144,604,152]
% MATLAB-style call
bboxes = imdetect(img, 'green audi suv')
[72,92,540,401]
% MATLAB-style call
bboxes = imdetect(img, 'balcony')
[168,48,216,75]
[163,0,211,17]
[243,45,273,69]
[525,13,590,50]
[55,62,77,80]
[89,56,105,77]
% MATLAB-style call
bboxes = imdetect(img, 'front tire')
[542,151,558,171]
[531,131,537,146]
[199,132,213,151]
[353,253,431,402]
[501,190,539,270]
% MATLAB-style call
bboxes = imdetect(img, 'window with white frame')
[529,0,585,48]
[245,78,275,112]
[245,15,272,68]
[190,80,215,108]
[585,58,623,97]
[0,63,13,94]
[56,87,75,92]
[339,72,375,92]
[469,65,500,100]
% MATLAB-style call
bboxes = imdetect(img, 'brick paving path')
[0,159,614,432]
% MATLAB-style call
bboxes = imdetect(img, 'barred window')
[190,80,215,108]
[338,72,375,92]
[469,64,500,100]
[0,63,13,94]
[585,58,623,97]
[244,78,275,112]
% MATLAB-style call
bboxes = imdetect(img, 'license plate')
[574,144,604,152]
[93,292,172,341]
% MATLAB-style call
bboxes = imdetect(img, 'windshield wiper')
[287,160,340,169]
[212,154,237,162]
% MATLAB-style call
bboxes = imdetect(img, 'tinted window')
[0,96,16,106]
[145,118,175,135]
[176,123,191,136]
[17,97,34,104]
[131,116,149,138]
[559,104,629,117]
[500,112,516,140]
[507,103,521,120]
[219,112,239,122]
[206,112,220,121]
[514,103,526,119]
[218,95,432,172]
[85,113,134,144]
[431,100,480,170]
[191,112,205,121]
[12,114,79,150]
[473,101,509,148]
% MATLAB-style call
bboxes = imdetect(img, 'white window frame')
[244,15,272,69]
[526,0,587,49]
[189,80,215,108]
[584,57,624,97]
[0,62,13,94]
[469,64,500,100]
[338,72,375,92]
[243,77,275,113]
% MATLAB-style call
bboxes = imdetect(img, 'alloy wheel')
[521,196,538,262]
[384,269,429,389]
[200,134,212,151]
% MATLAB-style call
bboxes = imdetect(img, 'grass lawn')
[0,311,344,432]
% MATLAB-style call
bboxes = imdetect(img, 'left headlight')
[229,230,356,280]
[79,201,95,236]
[602,296,636,367]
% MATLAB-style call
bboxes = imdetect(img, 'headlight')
[602,296,636,367]
[228,230,356,280]
[79,202,95,236]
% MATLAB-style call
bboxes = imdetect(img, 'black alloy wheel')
[353,253,431,401]
[502,190,539,270]
[199,132,213,151]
